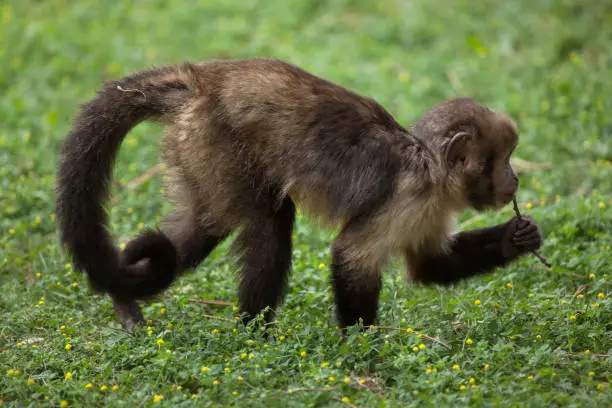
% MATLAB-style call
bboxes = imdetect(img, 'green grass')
[1,0,611,406]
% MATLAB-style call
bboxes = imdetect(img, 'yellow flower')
[237,376,244,381]
[65,263,71,269]
[359,379,365,385]
[321,361,328,367]
[342,397,350,403]
[64,372,73,380]
[224,367,230,373]
[418,343,426,350]
[585,349,591,355]
[72,282,78,287]
[328,376,335,382]
[483,363,490,371]
[241,353,247,359]
[65,344,72,350]
[60,325,66,329]
[474,299,481,305]
[459,385,466,390]
[469,377,476,384]
[232,306,239,312]
[336,361,342,367]
[471,384,477,389]
[156,339,164,346]
[36,273,41,278]
[85,383,93,389]
[588,371,595,377]
[536,335,542,340]
[318,263,325,269]
[112,385,119,391]
[153,395,163,403]
[160,308,166,314]
[597,383,605,390]
[527,375,533,380]
[279,335,285,341]
[167,323,173,329]
[28,378,35,385]
[212,329,218,334]
[120,243,126,250]
[577,294,584,299]
[401,318,406,323]
[232,391,238,396]
[597,292,605,299]
[506,283,513,289]
[589,273,595,279]
[406,327,413,333]
[466,338,473,345]
[599,201,605,209]
[594,303,600,308]
[300,351,307,357]
[60,400,68,407]
[528,293,534,298]
[452,364,460,370]
[526,202,533,210]
[248,353,254,359]
[213,380,219,385]
[570,315,577,321]
[9,229,15,234]
[100,385,108,391]
[201,366,209,372]
[344,377,350,384]
[412,346,419,352]
[138,223,144,229]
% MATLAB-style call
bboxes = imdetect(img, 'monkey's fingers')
[513,224,539,239]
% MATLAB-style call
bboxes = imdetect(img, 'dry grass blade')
[202,314,235,322]
[371,325,451,350]
[188,298,234,307]
[512,197,552,268]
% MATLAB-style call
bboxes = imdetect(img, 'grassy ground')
[1,0,611,406]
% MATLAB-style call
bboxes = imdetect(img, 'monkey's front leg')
[331,247,382,329]
[409,216,542,285]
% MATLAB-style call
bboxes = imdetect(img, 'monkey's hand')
[501,216,542,259]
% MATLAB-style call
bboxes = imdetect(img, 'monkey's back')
[161,58,415,229]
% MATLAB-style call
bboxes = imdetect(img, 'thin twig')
[116,84,147,100]
[564,351,610,359]
[125,163,164,190]
[274,386,337,396]
[202,314,234,322]
[371,325,451,350]
[188,298,234,307]
[512,197,552,268]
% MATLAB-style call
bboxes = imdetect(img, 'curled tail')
[56,63,202,299]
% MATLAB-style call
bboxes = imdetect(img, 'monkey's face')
[443,112,520,212]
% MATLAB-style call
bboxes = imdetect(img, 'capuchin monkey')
[55,57,543,330]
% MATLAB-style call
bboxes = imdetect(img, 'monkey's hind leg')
[234,197,295,327]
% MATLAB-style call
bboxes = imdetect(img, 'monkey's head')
[414,98,520,212]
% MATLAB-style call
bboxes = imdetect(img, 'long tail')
[56,63,202,299]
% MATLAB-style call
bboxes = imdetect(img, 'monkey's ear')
[446,131,471,168]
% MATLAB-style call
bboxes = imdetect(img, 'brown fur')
[55,57,542,330]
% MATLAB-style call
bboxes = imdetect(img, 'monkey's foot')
[111,296,145,330]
